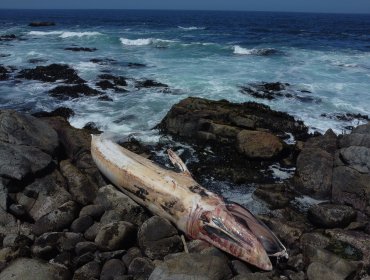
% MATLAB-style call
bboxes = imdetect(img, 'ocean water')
[2,9,369,211]
[1,10,370,139]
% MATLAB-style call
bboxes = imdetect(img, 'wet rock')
[0,66,9,80]
[237,130,284,159]
[321,112,369,122]
[49,84,102,99]
[60,160,98,205]
[29,22,56,27]
[96,80,115,90]
[64,47,97,52]
[122,247,142,267]
[136,79,168,89]
[0,258,70,280]
[18,64,84,84]
[27,58,48,64]
[339,146,370,173]
[158,97,308,141]
[307,204,356,228]
[33,201,79,236]
[0,34,17,42]
[100,259,127,280]
[98,95,113,101]
[79,204,105,220]
[332,166,370,210]
[94,185,149,226]
[253,184,291,209]
[51,251,72,268]
[149,253,232,280]
[73,261,101,280]
[128,62,146,67]
[8,204,26,218]
[98,74,127,86]
[128,257,154,279]
[16,170,72,221]
[33,107,75,119]
[293,148,333,198]
[0,110,58,154]
[287,253,304,272]
[300,232,330,252]
[70,215,94,233]
[239,82,289,100]
[0,246,31,263]
[138,216,183,260]
[95,221,136,251]
[90,58,117,65]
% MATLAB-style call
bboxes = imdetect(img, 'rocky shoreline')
[0,97,370,280]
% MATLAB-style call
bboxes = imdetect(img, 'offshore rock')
[18,64,85,84]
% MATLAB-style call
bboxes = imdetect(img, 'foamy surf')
[233,45,279,56]
[178,26,205,30]
[120,37,177,46]
[59,31,102,38]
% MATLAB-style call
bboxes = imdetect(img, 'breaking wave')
[178,26,206,31]
[120,37,176,46]
[233,45,279,56]
[28,31,102,38]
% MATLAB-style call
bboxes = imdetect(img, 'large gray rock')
[332,166,370,210]
[304,129,338,155]
[0,110,58,154]
[95,221,136,251]
[149,253,232,280]
[33,201,79,236]
[138,216,183,260]
[294,148,333,198]
[60,160,98,205]
[307,262,344,280]
[128,257,154,279]
[72,261,101,280]
[16,170,72,221]
[236,130,284,159]
[100,259,127,280]
[340,133,370,149]
[0,142,52,183]
[94,185,149,225]
[307,204,356,228]
[0,258,70,280]
[339,146,370,174]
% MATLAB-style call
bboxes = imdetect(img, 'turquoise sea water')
[1,9,370,140]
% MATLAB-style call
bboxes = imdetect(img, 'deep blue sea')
[1,9,370,138]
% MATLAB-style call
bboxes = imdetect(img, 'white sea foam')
[120,38,176,46]
[28,31,63,36]
[28,31,102,38]
[178,26,205,31]
[233,45,254,55]
[59,31,102,38]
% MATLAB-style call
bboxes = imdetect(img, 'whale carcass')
[91,134,287,270]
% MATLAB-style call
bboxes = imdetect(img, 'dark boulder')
[0,66,9,80]
[136,79,168,88]
[128,257,154,279]
[33,201,79,236]
[70,216,94,233]
[95,221,136,251]
[18,64,85,84]
[0,34,17,41]
[307,204,357,228]
[138,216,183,260]
[293,148,333,198]
[98,74,127,86]
[27,58,48,64]
[149,253,232,280]
[64,47,97,52]
[79,204,105,220]
[73,261,101,280]
[29,22,56,27]
[128,62,146,67]
[100,259,127,280]
[239,82,288,100]
[49,84,102,99]
[90,58,117,65]
[0,110,58,155]
[332,166,370,211]
[33,107,75,119]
